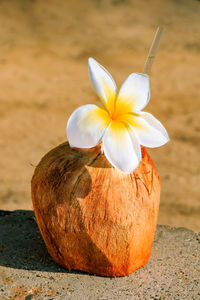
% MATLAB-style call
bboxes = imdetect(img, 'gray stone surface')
[0,210,199,300]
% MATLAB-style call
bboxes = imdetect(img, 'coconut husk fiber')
[31,142,160,277]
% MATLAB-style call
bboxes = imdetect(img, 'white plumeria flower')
[67,57,169,174]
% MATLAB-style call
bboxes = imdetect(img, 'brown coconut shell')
[31,142,161,277]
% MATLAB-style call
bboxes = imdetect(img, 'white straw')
[143,26,164,75]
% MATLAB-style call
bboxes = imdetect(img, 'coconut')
[31,141,160,277]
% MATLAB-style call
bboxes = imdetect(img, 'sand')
[0,0,200,231]
[0,210,199,299]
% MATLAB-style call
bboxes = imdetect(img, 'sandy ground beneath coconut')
[0,211,199,299]
[0,0,200,231]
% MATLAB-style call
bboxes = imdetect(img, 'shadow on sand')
[0,209,87,274]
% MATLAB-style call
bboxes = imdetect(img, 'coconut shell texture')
[31,142,161,277]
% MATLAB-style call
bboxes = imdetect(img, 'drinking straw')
[143,26,164,75]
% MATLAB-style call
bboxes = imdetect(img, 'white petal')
[67,104,110,148]
[102,121,141,174]
[88,58,117,113]
[116,73,150,114]
[124,112,169,148]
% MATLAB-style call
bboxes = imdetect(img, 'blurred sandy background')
[0,0,199,231]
